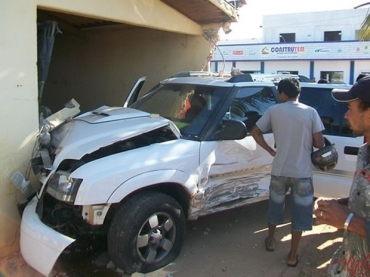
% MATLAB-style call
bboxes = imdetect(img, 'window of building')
[279,33,295,43]
[324,31,342,41]
[319,71,344,84]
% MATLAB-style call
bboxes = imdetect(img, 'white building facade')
[211,8,370,84]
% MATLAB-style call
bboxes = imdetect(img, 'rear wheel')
[108,191,186,274]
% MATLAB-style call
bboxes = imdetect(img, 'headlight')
[46,171,82,203]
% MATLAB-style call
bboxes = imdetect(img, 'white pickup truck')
[19,75,362,276]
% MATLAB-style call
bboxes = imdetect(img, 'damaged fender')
[20,197,75,276]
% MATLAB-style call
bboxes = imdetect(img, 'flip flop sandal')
[287,255,299,267]
[265,237,275,252]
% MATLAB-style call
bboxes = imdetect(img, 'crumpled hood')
[51,106,178,166]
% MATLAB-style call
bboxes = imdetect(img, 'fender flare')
[107,169,198,203]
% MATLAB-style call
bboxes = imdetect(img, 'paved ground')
[0,198,342,277]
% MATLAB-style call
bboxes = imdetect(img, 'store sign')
[260,46,306,58]
[233,50,244,55]
[212,41,370,61]
[269,46,305,53]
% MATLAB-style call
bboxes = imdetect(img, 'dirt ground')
[0,198,342,277]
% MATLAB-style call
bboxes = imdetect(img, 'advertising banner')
[212,41,370,61]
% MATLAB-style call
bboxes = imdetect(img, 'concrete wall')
[42,27,210,112]
[264,61,311,77]
[0,0,39,258]
[0,0,212,258]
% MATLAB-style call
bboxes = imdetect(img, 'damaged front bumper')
[20,196,75,276]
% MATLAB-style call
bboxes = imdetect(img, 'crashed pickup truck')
[18,74,359,276]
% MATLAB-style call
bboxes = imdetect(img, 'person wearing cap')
[314,75,370,276]
[251,78,325,267]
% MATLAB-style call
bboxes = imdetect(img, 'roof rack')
[227,74,253,83]
[250,73,299,82]
[170,71,230,78]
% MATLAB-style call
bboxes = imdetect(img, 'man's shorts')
[267,175,314,231]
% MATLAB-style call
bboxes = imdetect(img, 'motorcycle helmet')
[311,137,338,171]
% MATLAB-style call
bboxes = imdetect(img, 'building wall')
[231,61,261,72]
[355,60,370,76]
[0,0,213,258]
[263,61,311,76]
[212,9,370,84]
[211,61,233,74]
[263,9,368,43]
[42,27,210,112]
[0,0,39,258]
[313,60,352,81]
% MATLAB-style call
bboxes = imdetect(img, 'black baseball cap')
[332,76,370,103]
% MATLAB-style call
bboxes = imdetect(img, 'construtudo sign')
[213,41,370,61]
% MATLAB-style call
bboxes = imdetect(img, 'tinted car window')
[299,87,352,136]
[298,75,312,82]
[227,86,278,133]
[130,83,225,138]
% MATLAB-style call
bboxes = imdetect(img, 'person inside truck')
[184,94,207,121]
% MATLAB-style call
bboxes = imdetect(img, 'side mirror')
[213,120,247,140]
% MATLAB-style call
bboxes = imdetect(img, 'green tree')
[356,2,370,40]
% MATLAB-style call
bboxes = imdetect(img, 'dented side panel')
[188,134,275,219]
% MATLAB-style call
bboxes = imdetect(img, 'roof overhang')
[160,0,245,25]
[36,0,245,37]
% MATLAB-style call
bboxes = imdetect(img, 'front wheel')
[108,191,186,274]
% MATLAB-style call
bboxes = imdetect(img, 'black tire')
[107,191,186,274]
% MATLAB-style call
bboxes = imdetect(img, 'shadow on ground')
[140,199,342,277]
[0,198,342,277]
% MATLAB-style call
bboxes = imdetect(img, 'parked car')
[298,82,362,197]
[19,75,362,276]
[298,74,313,82]
[249,73,313,85]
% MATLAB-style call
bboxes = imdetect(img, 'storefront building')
[211,8,370,85]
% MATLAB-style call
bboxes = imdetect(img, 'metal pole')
[354,2,370,9]
[279,35,286,43]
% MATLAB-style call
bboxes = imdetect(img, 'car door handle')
[344,146,359,155]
